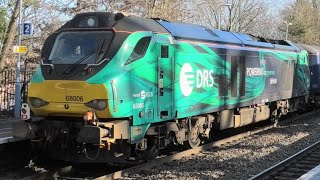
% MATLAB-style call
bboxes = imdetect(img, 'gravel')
[124,112,320,180]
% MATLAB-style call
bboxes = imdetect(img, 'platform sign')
[13,46,27,54]
[21,23,32,36]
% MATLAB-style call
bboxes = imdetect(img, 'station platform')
[0,118,24,144]
[298,165,320,180]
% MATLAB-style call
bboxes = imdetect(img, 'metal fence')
[0,69,36,116]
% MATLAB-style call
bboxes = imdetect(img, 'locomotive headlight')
[78,16,98,28]
[29,97,49,108]
[87,18,95,27]
[85,99,108,111]
[98,101,107,109]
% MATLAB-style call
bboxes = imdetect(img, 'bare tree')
[228,0,269,32]
[0,7,8,52]
[246,11,283,39]
[196,0,271,32]
[193,0,288,40]
[281,0,320,44]
[97,0,192,22]
[1,0,297,71]
[0,0,19,70]
[143,0,191,21]
[193,0,224,28]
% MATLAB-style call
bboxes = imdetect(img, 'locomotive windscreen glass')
[48,31,112,64]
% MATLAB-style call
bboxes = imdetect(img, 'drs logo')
[66,96,83,102]
[179,63,214,97]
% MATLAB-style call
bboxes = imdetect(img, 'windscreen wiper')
[63,40,106,75]
[96,39,105,58]
[63,49,96,75]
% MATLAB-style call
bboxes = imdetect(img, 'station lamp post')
[14,0,22,118]
[218,3,232,30]
[226,3,232,31]
[285,21,292,40]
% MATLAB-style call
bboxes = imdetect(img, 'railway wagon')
[294,43,320,106]
[13,12,310,163]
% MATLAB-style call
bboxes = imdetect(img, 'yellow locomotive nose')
[27,80,111,118]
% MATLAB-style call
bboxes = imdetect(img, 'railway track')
[4,110,320,180]
[95,110,320,180]
[249,140,320,180]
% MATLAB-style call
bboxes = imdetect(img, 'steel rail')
[15,110,320,180]
[95,110,320,180]
[95,126,273,180]
[249,140,320,180]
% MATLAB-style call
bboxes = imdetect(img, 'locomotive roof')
[157,20,301,52]
[59,12,302,52]
[58,12,169,33]
[295,43,320,54]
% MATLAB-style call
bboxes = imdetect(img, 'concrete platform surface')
[0,118,24,144]
[298,165,320,180]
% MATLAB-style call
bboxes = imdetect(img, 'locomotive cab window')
[126,37,151,65]
[48,31,112,65]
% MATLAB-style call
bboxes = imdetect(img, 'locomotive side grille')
[281,60,294,93]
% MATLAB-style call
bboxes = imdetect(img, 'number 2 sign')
[22,23,32,36]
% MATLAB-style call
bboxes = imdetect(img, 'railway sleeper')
[294,163,317,169]
[302,157,320,162]
[309,154,320,158]
[311,152,320,156]
[272,176,297,180]
[285,167,309,173]
[277,171,302,178]
[297,160,319,166]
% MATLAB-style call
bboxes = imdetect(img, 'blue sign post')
[22,23,32,36]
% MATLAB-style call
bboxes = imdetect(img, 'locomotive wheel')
[142,144,159,161]
[186,136,201,148]
[184,127,201,148]
[270,115,279,127]
[136,138,159,161]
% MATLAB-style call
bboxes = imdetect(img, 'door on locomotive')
[155,34,174,122]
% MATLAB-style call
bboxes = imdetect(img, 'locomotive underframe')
[310,92,320,106]
[12,96,308,164]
